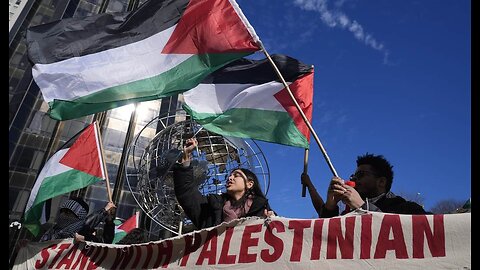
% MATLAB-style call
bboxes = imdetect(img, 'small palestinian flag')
[183,54,314,148]
[23,122,105,236]
[112,212,139,244]
[26,0,260,120]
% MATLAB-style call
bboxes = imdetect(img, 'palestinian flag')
[26,0,260,121]
[112,212,139,244]
[183,54,314,148]
[23,122,106,236]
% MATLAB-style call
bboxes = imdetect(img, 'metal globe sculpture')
[125,112,270,238]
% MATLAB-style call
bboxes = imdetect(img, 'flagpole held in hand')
[260,46,339,181]
[302,149,309,197]
[94,121,113,202]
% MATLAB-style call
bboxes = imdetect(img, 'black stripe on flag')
[26,0,189,64]
[201,54,313,85]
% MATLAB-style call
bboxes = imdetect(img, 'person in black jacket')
[75,201,116,243]
[173,138,275,230]
[39,197,91,242]
[39,197,116,243]
[307,153,428,218]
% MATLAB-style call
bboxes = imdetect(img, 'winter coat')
[79,209,115,243]
[40,208,114,243]
[173,163,272,229]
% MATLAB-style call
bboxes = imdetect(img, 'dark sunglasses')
[349,170,377,180]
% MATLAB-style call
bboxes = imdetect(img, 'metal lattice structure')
[125,111,270,237]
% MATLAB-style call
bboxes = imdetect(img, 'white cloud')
[240,1,321,54]
[338,14,350,28]
[293,0,390,64]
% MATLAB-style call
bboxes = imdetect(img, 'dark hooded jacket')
[78,209,115,243]
[173,163,272,229]
[39,199,114,243]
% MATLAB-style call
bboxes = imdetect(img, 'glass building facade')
[8,0,183,262]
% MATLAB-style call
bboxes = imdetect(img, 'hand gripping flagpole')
[94,121,113,202]
[302,149,309,197]
[260,46,339,186]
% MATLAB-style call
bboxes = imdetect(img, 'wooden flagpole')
[178,221,183,235]
[94,121,113,202]
[260,46,339,180]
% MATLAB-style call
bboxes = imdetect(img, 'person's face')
[59,208,77,219]
[350,164,383,198]
[226,169,254,196]
[56,208,79,225]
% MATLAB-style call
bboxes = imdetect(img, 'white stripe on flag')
[24,149,70,213]
[183,82,289,113]
[32,25,192,102]
[40,203,47,224]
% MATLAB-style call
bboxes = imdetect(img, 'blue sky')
[236,0,471,218]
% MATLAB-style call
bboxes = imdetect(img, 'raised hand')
[301,172,312,187]
[264,209,276,218]
[340,185,364,210]
[184,138,197,155]
[182,138,198,163]
[325,176,346,210]
[104,201,116,215]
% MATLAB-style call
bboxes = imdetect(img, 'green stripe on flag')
[184,106,309,148]
[112,231,127,244]
[24,169,102,236]
[48,53,251,120]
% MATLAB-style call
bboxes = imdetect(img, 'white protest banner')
[13,211,470,269]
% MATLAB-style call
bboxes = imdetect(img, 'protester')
[39,197,89,242]
[40,197,116,243]
[74,201,116,243]
[303,153,428,218]
[172,138,275,230]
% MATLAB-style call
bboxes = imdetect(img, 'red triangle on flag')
[274,72,314,141]
[119,212,138,232]
[60,123,104,179]
[162,0,259,54]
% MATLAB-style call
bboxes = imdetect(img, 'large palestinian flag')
[183,54,314,148]
[26,0,260,121]
[23,122,105,236]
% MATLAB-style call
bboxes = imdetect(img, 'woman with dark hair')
[173,138,275,230]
